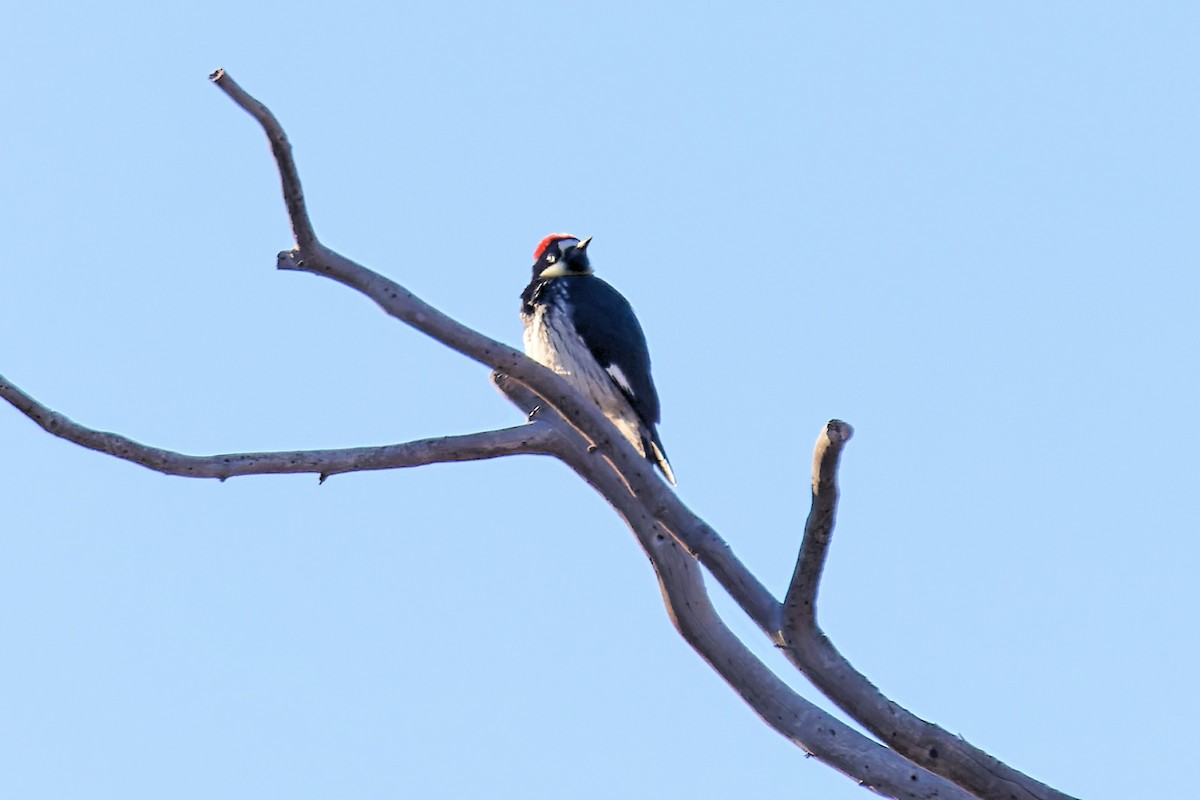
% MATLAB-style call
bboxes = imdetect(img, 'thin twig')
[0,372,556,480]
[210,69,317,249]
[780,422,1079,800]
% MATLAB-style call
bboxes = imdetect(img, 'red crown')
[533,233,579,261]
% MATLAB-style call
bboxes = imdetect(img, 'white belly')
[522,304,648,458]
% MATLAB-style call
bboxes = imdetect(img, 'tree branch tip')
[209,68,226,82]
[811,421,853,478]
[824,419,853,444]
[276,250,303,270]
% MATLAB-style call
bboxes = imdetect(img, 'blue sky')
[2,3,1195,798]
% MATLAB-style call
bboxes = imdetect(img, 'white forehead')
[552,237,579,254]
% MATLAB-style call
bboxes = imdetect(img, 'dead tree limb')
[0,69,1081,800]
[493,376,972,800]
[780,423,1077,800]
[208,68,784,656]
[0,373,559,479]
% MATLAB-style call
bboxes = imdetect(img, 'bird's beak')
[576,236,593,251]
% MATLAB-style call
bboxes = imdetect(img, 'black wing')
[566,277,662,426]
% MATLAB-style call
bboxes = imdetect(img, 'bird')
[520,233,676,485]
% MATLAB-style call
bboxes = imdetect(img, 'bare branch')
[651,488,783,635]
[207,71,668,511]
[785,419,854,619]
[209,71,783,642]
[781,423,1079,800]
[1,71,1083,800]
[0,372,556,480]
[494,375,972,800]
[210,68,317,250]
[203,73,1081,798]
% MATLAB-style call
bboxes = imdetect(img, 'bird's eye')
[545,254,557,264]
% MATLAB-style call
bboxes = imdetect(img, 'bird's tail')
[612,415,677,485]
[647,434,676,486]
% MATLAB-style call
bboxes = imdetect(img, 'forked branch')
[493,376,971,800]
[781,423,1077,800]
[0,70,1080,800]
[209,68,783,661]
[210,68,1077,800]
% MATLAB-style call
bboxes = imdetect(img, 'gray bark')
[0,70,1082,800]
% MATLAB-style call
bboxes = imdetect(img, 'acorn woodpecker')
[520,234,676,485]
